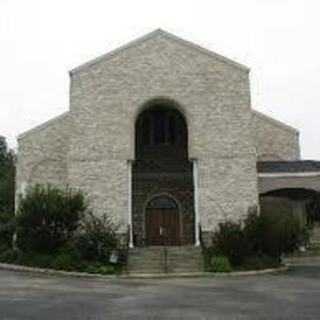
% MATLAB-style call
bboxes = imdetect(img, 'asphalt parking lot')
[0,260,319,320]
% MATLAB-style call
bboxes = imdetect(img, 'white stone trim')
[127,160,134,248]
[69,29,249,75]
[20,182,27,197]
[192,159,200,246]
[258,172,320,178]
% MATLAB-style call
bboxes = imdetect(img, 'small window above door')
[147,196,178,209]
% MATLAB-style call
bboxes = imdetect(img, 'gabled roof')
[69,29,249,75]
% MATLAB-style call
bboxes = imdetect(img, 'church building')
[16,30,320,253]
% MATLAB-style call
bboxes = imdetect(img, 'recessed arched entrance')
[132,98,194,246]
[145,195,181,246]
[260,188,320,226]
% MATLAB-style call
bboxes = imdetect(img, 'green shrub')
[203,247,215,271]
[243,210,264,255]
[49,245,83,271]
[16,184,87,253]
[85,263,116,275]
[20,253,54,268]
[0,248,19,263]
[210,256,232,273]
[51,253,77,271]
[0,213,15,250]
[238,255,279,271]
[245,210,305,258]
[74,212,118,263]
[211,221,249,266]
[211,207,307,269]
[95,264,116,275]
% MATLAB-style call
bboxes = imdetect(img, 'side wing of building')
[16,112,70,198]
[252,110,300,161]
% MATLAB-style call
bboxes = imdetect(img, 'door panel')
[146,208,180,245]
[146,208,162,245]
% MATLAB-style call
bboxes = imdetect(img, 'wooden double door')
[145,196,180,246]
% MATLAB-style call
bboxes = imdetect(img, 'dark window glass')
[147,196,177,209]
[142,116,151,145]
[153,111,166,144]
[168,115,176,144]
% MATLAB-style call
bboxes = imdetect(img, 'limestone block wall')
[16,112,70,199]
[68,31,259,232]
[252,110,300,161]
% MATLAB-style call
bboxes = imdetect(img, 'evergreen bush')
[210,255,232,273]
[211,206,307,269]
[16,184,87,253]
[74,212,118,263]
[211,221,249,266]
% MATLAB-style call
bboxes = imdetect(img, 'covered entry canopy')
[258,161,320,194]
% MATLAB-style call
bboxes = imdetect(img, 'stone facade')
[252,110,300,161]
[16,30,301,244]
[16,113,70,194]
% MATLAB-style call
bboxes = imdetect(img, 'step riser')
[127,246,204,274]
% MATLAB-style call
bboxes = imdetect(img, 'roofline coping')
[17,111,70,141]
[69,29,250,76]
[252,110,299,134]
[258,172,320,178]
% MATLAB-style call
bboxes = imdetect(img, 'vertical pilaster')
[128,160,134,248]
[193,159,200,246]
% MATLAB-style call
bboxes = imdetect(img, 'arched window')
[135,101,188,159]
[139,109,180,146]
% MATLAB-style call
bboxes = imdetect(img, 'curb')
[120,266,288,279]
[0,263,118,279]
[0,263,288,280]
[284,256,320,265]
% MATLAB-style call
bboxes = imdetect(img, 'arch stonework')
[132,100,194,246]
[130,97,194,161]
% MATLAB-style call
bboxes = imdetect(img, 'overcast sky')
[0,0,319,159]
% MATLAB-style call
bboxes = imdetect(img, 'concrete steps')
[310,225,320,248]
[127,246,204,274]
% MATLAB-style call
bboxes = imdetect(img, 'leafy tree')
[0,136,7,162]
[0,136,15,215]
[0,136,15,249]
